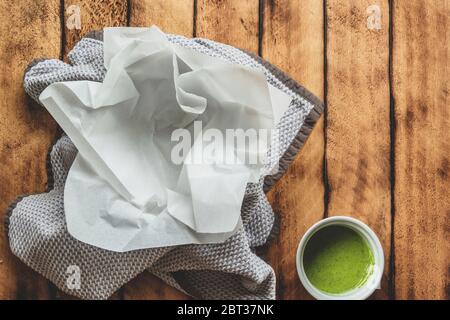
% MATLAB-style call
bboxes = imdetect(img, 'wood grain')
[130,0,194,37]
[63,0,128,57]
[196,0,259,53]
[326,1,391,299]
[0,0,61,299]
[262,0,325,299]
[121,0,195,300]
[392,0,450,300]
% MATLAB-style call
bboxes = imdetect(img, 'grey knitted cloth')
[6,31,323,300]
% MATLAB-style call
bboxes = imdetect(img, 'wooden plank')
[130,0,194,37]
[393,0,449,300]
[63,0,128,57]
[325,1,391,299]
[121,0,195,300]
[0,0,61,299]
[59,0,128,299]
[262,0,325,300]
[196,0,259,53]
[122,271,187,300]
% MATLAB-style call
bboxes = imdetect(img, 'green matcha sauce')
[303,225,374,294]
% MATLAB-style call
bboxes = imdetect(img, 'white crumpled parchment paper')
[39,26,291,252]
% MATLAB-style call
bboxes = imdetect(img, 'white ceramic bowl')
[296,216,384,300]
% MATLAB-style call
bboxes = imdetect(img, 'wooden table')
[0,0,448,300]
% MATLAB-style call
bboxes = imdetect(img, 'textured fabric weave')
[6,31,323,300]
